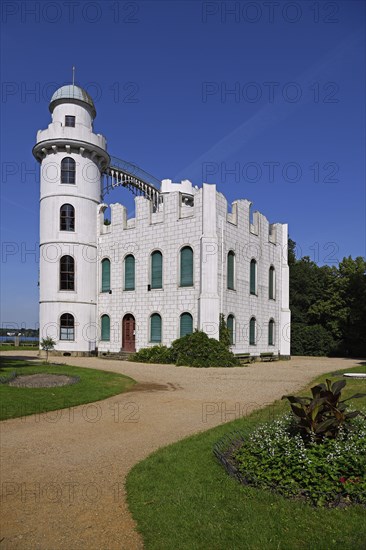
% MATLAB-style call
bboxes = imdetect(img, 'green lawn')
[0,357,136,420]
[126,364,366,550]
[0,344,38,351]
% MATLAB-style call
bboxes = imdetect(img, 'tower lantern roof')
[49,85,96,118]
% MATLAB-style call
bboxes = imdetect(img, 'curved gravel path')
[0,352,362,549]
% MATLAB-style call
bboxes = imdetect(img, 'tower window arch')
[250,259,257,295]
[60,204,75,231]
[101,258,111,292]
[180,246,193,287]
[101,315,110,341]
[269,266,275,299]
[227,251,235,290]
[60,313,75,340]
[227,314,235,345]
[150,313,162,343]
[124,255,135,291]
[151,250,163,289]
[180,312,193,337]
[249,317,256,345]
[268,319,275,346]
[60,255,75,290]
[61,157,75,184]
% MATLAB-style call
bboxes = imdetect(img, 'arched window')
[101,315,110,341]
[60,313,74,340]
[180,246,193,287]
[269,266,275,299]
[227,314,235,345]
[60,204,75,231]
[61,157,75,184]
[250,259,257,295]
[180,312,193,337]
[227,251,235,290]
[101,258,110,292]
[268,319,275,346]
[124,255,135,291]
[249,317,256,345]
[60,255,75,290]
[150,313,162,343]
[151,251,163,289]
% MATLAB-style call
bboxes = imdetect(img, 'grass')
[0,357,136,420]
[0,344,38,351]
[126,364,366,550]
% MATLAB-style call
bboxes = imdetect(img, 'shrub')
[291,324,335,356]
[131,345,174,364]
[233,413,366,507]
[170,331,239,368]
[219,314,231,349]
[132,332,239,367]
[282,379,366,443]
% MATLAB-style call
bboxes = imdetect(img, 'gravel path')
[0,352,362,549]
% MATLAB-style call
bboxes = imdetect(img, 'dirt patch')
[129,382,182,392]
[9,373,79,388]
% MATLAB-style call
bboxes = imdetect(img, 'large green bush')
[291,324,335,356]
[131,331,239,367]
[131,345,174,364]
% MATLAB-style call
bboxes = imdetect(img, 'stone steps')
[99,351,134,361]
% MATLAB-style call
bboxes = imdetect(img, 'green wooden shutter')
[250,260,256,295]
[151,251,162,289]
[227,315,234,345]
[268,320,274,346]
[227,252,235,290]
[180,247,193,286]
[269,267,274,299]
[150,314,162,342]
[101,315,110,341]
[125,255,135,290]
[180,313,193,337]
[101,259,110,292]
[249,317,256,345]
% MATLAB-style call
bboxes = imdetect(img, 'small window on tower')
[65,116,75,127]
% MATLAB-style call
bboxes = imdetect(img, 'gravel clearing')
[9,374,79,388]
[0,351,364,549]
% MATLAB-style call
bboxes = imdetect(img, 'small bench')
[236,353,255,365]
[260,352,275,362]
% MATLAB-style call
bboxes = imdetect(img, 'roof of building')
[49,85,96,117]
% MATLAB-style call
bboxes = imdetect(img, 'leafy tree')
[40,337,56,363]
[219,314,231,349]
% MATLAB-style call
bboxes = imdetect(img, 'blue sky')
[1,0,365,328]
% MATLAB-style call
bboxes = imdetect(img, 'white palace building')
[33,84,291,357]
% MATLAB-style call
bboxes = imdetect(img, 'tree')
[40,337,56,363]
[219,314,231,349]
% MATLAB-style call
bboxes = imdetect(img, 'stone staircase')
[99,351,134,361]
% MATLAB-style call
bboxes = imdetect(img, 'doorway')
[122,314,136,352]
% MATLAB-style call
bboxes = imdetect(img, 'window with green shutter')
[268,319,275,346]
[124,255,135,290]
[227,314,234,345]
[101,258,110,292]
[151,251,163,289]
[249,317,256,345]
[227,251,235,290]
[150,313,162,343]
[269,266,275,299]
[250,259,257,295]
[180,312,193,337]
[180,246,193,287]
[101,315,110,341]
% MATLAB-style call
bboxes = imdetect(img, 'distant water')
[0,336,39,342]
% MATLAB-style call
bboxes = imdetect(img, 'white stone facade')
[34,85,290,357]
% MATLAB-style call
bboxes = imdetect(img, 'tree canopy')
[289,239,366,357]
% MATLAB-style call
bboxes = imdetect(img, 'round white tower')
[33,85,109,354]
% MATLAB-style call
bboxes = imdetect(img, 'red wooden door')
[122,314,135,352]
